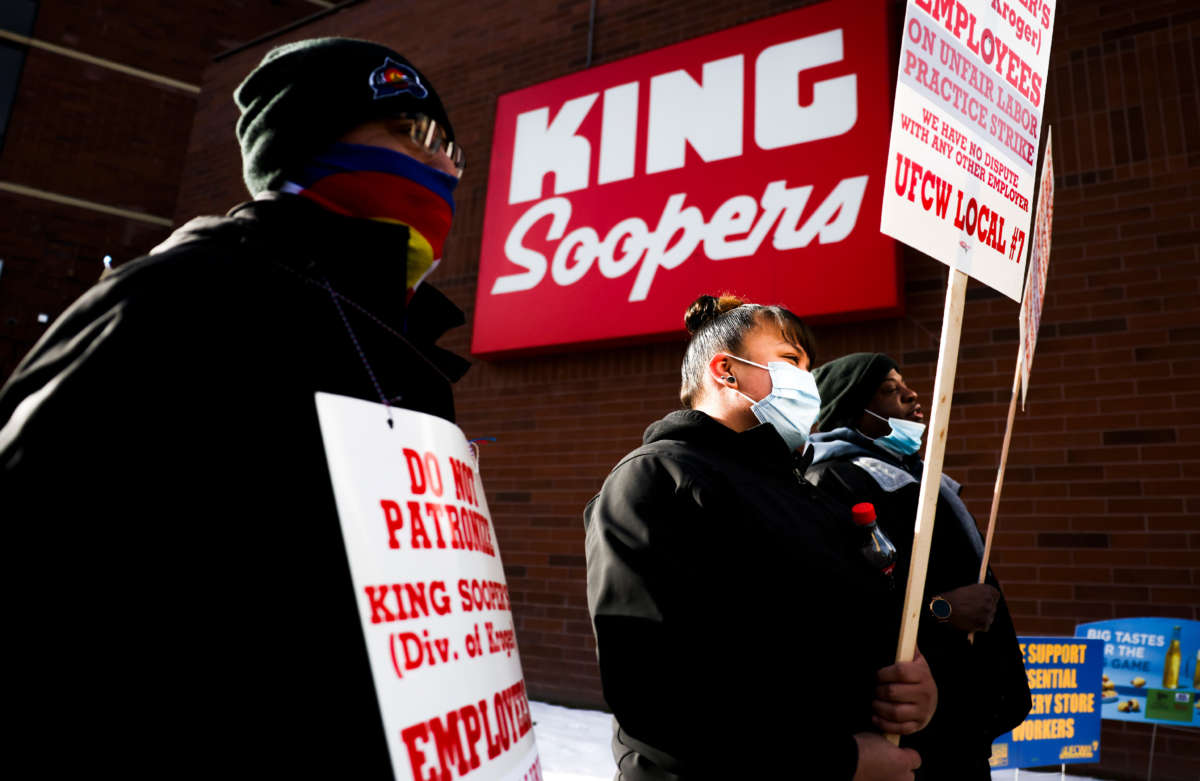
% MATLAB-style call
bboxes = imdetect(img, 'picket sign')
[974,130,1055,643]
[887,268,968,747]
[315,393,541,781]
[880,0,1058,742]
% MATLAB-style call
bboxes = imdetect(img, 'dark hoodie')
[584,410,901,780]
[807,429,1031,780]
[0,193,468,777]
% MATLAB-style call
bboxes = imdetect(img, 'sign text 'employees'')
[916,0,1050,103]
[381,448,495,557]
[474,1,900,355]
[402,680,536,781]
[902,10,1042,168]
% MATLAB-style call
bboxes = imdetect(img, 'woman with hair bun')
[584,294,936,781]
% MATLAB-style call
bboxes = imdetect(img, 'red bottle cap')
[851,502,877,526]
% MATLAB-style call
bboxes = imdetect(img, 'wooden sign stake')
[886,267,968,745]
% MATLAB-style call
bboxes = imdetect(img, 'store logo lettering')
[493,29,867,301]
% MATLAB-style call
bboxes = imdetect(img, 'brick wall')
[0,0,321,375]
[168,1,1197,779]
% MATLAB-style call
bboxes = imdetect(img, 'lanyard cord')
[322,276,395,428]
[270,258,453,380]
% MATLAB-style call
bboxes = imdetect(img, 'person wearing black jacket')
[585,296,936,781]
[806,353,1031,781]
[0,39,468,777]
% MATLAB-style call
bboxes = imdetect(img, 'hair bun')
[683,293,745,334]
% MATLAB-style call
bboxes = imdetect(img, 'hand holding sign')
[942,583,1000,633]
[853,733,923,781]
[872,648,938,735]
[880,0,1058,743]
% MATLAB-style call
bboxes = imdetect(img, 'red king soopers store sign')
[473,0,899,355]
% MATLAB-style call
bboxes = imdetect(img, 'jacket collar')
[232,192,411,328]
[156,193,470,382]
[811,427,915,468]
[643,409,813,473]
[810,427,962,493]
[232,193,470,382]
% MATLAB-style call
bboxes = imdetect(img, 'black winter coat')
[584,410,901,781]
[0,193,469,777]
[806,430,1031,780]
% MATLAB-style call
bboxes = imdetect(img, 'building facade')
[3,1,1198,778]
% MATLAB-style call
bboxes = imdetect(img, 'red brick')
[1001,582,1076,600]
[1072,549,1149,566]
[1038,566,1113,583]
[1148,586,1200,605]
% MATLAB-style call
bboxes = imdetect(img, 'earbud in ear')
[723,376,735,383]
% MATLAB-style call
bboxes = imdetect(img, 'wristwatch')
[929,595,952,622]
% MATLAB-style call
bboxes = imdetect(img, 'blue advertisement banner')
[989,637,1103,769]
[1076,618,1199,729]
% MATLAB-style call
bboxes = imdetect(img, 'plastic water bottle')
[853,502,897,585]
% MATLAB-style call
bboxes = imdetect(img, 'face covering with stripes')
[283,141,457,301]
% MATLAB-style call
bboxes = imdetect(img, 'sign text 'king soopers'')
[473,0,899,356]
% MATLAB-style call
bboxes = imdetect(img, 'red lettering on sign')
[424,502,448,548]
[381,499,405,549]
[364,580,452,625]
[405,448,427,494]
[400,681,535,779]
[425,452,444,497]
[429,710,470,779]
[407,501,434,549]
[450,457,478,506]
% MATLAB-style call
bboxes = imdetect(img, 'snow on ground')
[530,701,1104,781]
[530,701,615,781]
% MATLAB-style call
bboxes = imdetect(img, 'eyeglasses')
[388,114,464,174]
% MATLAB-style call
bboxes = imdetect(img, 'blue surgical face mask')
[863,408,926,456]
[727,354,821,451]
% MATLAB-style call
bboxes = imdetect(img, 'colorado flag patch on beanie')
[369,58,428,100]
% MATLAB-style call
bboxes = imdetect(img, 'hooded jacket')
[806,429,1031,778]
[584,410,901,780]
[0,193,468,777]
